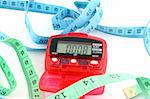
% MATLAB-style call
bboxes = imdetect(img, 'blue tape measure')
[0,0,150,56]
[25,0,102,44]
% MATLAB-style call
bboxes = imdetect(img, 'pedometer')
[39,32,107,97]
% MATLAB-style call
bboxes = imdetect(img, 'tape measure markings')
[0,0,149,55]
[47,74,140,99]
[0,0,150,99]
[1,48,150,99]
[0,38,43,99]
[136,77,150,99]
[0,0,146,38]
[0,56,16,96]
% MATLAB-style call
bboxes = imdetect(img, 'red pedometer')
[39,32,107,97]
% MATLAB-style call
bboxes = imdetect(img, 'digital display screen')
[57,41,92,55]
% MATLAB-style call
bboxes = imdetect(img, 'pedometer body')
[39,32,107,97]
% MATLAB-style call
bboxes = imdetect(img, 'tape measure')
[0,0,150,99]
[25,0,150,56]
[0,0,149,57]
[0,44,150,99]
[0,37,149,99]
[125,78,150,99]
[123,85,142,99]
[0,56,16,96]
[0,38,43,99]
[0,32,8,40]
[25,0,102,44]
[46,74,150,99]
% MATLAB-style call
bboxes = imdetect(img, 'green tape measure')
[0,38,150,99]
[47,75,150,99]
[0,56,16,96]
[0,38,43,99]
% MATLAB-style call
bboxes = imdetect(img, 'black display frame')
[50,37,103,58]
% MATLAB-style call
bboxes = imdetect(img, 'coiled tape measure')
[0,38,43,99]
[0,0,150,99]
[0,0,149,55]
[0,36,149,99]
[39,32,107,97]
[0,38,149,99]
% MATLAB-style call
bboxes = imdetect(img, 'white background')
[0,0,150,99]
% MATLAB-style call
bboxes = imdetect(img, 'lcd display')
[57,41,92,55]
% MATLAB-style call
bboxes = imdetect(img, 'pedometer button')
[51,57,59,63]
[90,60,99,65]
[70,59,77,64]
[78,59,88,65]
[61,58,69,64]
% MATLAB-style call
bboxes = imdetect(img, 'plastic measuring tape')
[0,56,16,96]
[0,0,150,99]
[1,45,150,99]
[0,38,43,99]
[0,38,150,99]
[25,0,102,44]
[0,0,150,54]
[0,0,149,56]
[46,74,150,99]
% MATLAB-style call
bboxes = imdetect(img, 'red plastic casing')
[39,32,107,97]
